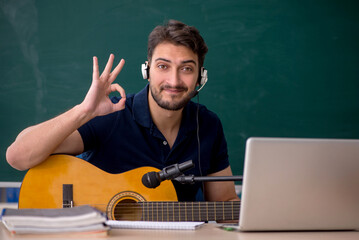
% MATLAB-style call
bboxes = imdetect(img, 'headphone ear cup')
[200,67,208,85]
[141,62,149,79]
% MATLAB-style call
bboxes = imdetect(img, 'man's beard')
[149,84,193,111]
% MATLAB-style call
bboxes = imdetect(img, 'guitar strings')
[84,202,241,210]
[73,202,240,220]
[110,202,240,219]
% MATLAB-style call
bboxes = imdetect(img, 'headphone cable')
[196,93,205,200]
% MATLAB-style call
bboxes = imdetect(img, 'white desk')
[1,222,359,240]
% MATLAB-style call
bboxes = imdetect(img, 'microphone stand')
[143,159,243,187]
[174,174,243,184]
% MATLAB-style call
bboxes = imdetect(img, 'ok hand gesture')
[81,54,126,119]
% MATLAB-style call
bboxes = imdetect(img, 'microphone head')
[141,171,161,188]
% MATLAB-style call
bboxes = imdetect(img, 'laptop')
[238,137,359,231]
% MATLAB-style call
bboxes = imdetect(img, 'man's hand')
[80,54,126,118]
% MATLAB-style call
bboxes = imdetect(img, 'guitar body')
[19,155,178,220]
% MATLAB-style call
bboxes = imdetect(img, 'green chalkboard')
[1,0,359,182]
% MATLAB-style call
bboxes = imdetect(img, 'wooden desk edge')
[1,221,359,240]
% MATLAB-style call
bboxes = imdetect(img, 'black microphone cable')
[195,93,206,200]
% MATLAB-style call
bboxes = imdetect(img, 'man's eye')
[182,67,193,72]
[158,64,167,70]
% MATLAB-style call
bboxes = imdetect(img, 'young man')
[6,20,239,202]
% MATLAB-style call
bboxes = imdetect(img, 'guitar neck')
[135,201,240,222]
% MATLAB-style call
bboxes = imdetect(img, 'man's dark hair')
[147,20,208,69]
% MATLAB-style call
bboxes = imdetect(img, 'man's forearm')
[6,104,91,171]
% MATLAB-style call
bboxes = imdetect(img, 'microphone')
[142,160,194,188]
[190,76,207,98]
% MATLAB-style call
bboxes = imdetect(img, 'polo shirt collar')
[132,84,197,133]
[132,84,152,128]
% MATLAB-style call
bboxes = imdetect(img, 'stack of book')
[0,205,108,236]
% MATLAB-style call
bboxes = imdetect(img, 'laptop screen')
[239,137,359,231]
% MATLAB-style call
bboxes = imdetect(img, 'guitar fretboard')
[113,201,240,222]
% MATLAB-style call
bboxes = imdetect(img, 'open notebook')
[106,220,204,230]
[238,137,359,231]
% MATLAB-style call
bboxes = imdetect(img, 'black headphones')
[141,62,208,89]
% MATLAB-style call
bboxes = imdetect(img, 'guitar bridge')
[63,184,73,208]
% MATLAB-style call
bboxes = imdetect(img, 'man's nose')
[167,69,181,85]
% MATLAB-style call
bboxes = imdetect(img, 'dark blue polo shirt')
[78,85,229,201]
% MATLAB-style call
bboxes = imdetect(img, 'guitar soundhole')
[113,199,142,221]
[107,191,146,220]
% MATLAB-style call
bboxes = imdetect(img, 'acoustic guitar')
[19,155,240,222]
